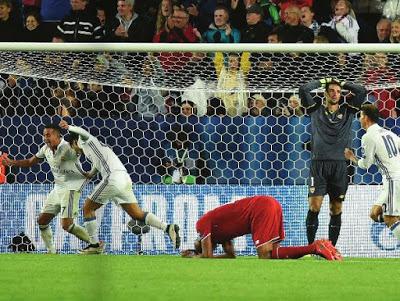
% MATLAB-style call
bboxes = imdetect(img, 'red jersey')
[196,196,285,248]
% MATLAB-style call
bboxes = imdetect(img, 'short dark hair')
[67,132,80,144]
[325,80,342,92]
[361,103,380,123]
[0,0,11,8]
[214,5,229,15]
[44,124,61,134]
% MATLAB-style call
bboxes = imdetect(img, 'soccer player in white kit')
[59,120,181,254]
[345,104,400,240]
[2,124,90,253]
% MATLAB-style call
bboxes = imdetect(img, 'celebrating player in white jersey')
[2,124,90,253]
[345,104,400,240]
[59,120,181,254]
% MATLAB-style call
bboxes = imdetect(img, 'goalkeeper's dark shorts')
[308,160,349,200]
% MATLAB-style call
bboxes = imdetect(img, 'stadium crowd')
[1,0,399,120]
[1,0,400,43]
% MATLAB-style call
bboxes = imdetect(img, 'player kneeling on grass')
[181,196,342,260]
[59,120,180,254]
[345,104,400,241]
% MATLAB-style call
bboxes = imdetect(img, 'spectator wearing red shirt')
[153,7,199,71]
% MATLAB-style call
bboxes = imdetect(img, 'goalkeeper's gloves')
[319,77,332,88]
[320,78,346,88]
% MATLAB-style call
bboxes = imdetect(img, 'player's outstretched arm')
[2,155,41,168]
[59,120,91,141]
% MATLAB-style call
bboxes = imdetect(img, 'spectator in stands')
[201,5,240,43]
[276,5,314,43]
[241,4,271,43]
[375,18,391,43]
[215,53,249,117]
[96,5,106,39]
[153,7,198,43]
[55,0,102,42]
[323,0,359,43]
[259,0,280,28]
[278,0,313,22]
[267,29,282,43]
[248,94,269,117]
[106,0,153,42]
[180,100,197,117]
[182,0,222,34]
[155,0,173,33]
[300,5,319,37]
[0,0,22,41]
[282,94,304,117]
[389,19,400,43]
[22,11,49,41]
[153,7,199,72]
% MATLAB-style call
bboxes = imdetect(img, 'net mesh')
[1,50,400,91]
[1,47,400,256]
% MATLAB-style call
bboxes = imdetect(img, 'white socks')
[68,223,90,243]
[39,224,56,254]
[84,218,99,245]
[145,212,167,231]
[390,221,400,240]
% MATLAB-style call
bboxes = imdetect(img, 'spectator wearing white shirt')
[323,0,359,43]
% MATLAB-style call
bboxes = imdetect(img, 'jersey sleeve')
[343,82,367,109]
[357,133,376,170]
[298,80,321,109]
[69,125,92,141]
[35,145,46,160]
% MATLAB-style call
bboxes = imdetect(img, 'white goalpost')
[0,43,399,256]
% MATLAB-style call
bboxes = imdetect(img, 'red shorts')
[250,197,285,248]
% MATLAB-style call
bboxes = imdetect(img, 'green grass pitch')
[1,254,399,301]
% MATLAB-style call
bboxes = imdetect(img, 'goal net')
[0,43,399,256]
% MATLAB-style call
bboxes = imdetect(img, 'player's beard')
[327,98,339,105]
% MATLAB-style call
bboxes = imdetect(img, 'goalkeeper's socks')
[329,213,342,246]
[68,223,90,243]
[390,221,400,240]
[84,217,99,245]
[39,224,56,254]
[271,245,315,259]
[144,212,167,231]
[306,210,319,244]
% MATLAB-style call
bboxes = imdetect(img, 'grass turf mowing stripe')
[1,254,399,301]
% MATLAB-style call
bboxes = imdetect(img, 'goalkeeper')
[299,78,367,246]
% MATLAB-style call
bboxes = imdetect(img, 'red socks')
[271,245,315,259]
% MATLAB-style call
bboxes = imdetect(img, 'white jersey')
[35,139,86,190]
[69,126,127,178]
[358,123,400,180]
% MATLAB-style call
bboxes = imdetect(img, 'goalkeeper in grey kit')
[299,78,367,246]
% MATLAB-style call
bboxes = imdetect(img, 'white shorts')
[89,172,138,205]
[375,178,400,216]
[41,188,81,219]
